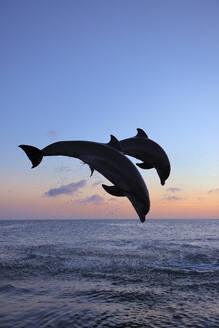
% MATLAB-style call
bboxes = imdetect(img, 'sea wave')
[0,219,219,328]
[0,283,32,295]
[0,244,218,281]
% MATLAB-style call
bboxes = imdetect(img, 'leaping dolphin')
[120,128,171,185]
[19,136,150,222]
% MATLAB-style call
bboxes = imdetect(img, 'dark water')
[0,219,218,328]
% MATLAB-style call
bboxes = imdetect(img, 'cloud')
[92,180,102,187]
[166,187,181,193]
[108,197,118,202]
[208,188,219,194]
[165,196,183,201]
[80,194,104,205]
[47,130,58,137]
[44,180,86,197]
[55,166,72,173]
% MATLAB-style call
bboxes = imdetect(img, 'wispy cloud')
[80,194,104,205]
[165,196,183,201]
[108,197,118,202]
[44,180,86,197]
[92,180,102,187]
[55,166,72,173]
[166,187,181,193]
[47,130,58,137]
[208,188,219,194]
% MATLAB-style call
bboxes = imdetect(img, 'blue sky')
[0,0,219,219]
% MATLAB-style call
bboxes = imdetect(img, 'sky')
[0,0,218,220]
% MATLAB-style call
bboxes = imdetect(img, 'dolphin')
[119,128,171,185]
[19,135,150,222]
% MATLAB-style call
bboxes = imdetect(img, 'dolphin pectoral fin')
[89,165,94,177]
[19,145,43,168]
[102,184,126,197]
[136,162,154,169]
[107,135,121,151]
[135,128,148,138]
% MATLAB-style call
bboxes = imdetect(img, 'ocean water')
[0,219,218,328]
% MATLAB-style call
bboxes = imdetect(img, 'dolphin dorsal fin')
[135,128,148,138]
[107,135,121,151]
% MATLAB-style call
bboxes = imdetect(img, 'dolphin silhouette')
[19,135,150,222]
[120,128,171,185]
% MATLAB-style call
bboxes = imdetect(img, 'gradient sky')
[1,0,218,219]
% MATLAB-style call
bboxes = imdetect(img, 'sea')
[0,219,218,328]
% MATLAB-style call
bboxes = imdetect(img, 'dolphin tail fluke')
[19,145,43,168]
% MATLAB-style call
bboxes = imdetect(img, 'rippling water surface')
[0,219,218,328]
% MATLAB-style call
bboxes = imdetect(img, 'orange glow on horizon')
[0,183,218,219]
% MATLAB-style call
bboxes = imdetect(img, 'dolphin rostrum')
[19,135,150,222]
[120,128,171,185]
